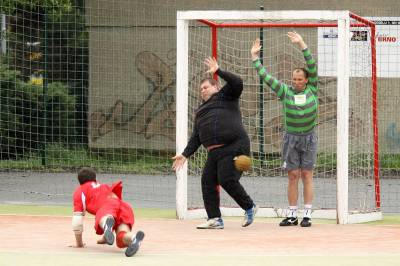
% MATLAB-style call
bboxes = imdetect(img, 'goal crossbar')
[177,10,350,21]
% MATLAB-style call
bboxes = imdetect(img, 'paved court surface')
[0,171,398,213]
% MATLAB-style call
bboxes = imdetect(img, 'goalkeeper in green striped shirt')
[251,32,318,227]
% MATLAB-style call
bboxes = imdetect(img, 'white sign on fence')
[318,17,400,78]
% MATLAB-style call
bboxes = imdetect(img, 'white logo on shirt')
[81,192,86,211]
[91,182,100,189]
[294,94,306,105]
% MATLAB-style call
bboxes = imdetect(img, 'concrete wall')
[86,0,400,154]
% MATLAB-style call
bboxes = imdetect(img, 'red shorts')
[94,198,135,235]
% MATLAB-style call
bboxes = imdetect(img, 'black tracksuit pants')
[201,137,254,219]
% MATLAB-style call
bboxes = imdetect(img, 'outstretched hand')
[251,38,261,60]
[204,57,219,74]
[287,31,307,49]
[172,154,187,171]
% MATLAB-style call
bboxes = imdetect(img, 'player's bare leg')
[288,169,301,206]
[280,169,300,226]
[301,169,314,206]
[300,169,313,227]
[99,215,115,245]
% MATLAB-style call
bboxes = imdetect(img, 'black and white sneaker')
[300,217,312,227]
[125,231,145,257]
[279,217,298,226]
[103,217,115,245]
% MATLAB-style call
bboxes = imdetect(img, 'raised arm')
[287,32,318,91]
[287,31,307,50]
[204,57,243,98]
[251,38,288,100]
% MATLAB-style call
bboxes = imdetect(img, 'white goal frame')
[175,10,382,224]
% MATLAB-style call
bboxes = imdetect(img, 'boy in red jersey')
[71,167,144,257]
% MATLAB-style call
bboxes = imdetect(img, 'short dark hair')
[77,167,97,185]
[199,77,219,88]
[293,67,309,79]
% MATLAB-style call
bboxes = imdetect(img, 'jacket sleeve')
[217,68,243,99]
[181,122,201,158]
[252,58,288,101]
[302,47,318,94]
[72,187,85,213]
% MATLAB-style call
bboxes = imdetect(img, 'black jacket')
[182,69,248,158]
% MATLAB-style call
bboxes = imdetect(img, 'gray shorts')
[282,131,318,171]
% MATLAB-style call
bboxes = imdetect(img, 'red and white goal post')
[176,10,381,224]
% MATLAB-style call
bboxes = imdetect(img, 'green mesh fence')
[0,0,399,213]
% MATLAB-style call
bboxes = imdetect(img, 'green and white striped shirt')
[253,48,318,134]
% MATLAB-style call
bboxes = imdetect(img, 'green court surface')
[1,204,399,266]
[0,204,177,219]
[1,204,399,224]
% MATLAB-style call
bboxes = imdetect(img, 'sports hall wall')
[86,0,400,159]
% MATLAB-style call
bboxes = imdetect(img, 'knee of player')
[288,172,301,182]
[219,178,238,190]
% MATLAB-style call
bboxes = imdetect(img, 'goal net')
[176,11,381,224]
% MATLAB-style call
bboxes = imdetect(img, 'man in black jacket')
[172,57,257,229]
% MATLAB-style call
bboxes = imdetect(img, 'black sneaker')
[300,217,312,227]
[125,231,145,257]
[103,217,115,245]
[279,217,298,226]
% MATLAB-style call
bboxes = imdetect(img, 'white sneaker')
[196,218,224,229]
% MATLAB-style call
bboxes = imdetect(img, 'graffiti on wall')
[89,49,366,152]
[90,50,176,142]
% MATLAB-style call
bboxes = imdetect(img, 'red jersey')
[73,181,123,215]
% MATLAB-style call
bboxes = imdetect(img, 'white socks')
[288,206,298,218]
[288,205,312,218]
[304,204,312,218]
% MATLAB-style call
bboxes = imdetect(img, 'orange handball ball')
[233,155,252,172]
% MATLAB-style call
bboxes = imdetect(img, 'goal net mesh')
[185,19,377,216]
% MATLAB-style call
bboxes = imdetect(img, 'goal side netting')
[176,11,381,224]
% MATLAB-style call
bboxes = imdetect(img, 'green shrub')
[0,60,76,159]
[46,82,76,143]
